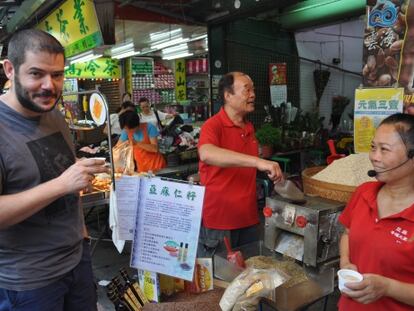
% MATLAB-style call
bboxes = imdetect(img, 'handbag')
[112,141,135,175]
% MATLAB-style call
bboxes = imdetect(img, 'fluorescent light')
[111,42,134,54]
[110,40,141,59]
[150,37,189,50]
[163,49,189,58]
[162,43,188,55]
[112,49,141,59]
[69,50,103,64]
[189,34,208,42]
[162,52,193,60]
[150,28,182,42]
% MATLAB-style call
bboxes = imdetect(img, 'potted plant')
[255,123,281,158]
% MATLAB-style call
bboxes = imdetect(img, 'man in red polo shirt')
[197,71,283,257]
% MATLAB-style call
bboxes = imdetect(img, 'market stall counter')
[142,288,224,311]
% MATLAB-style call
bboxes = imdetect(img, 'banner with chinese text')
[37,0,103,57]
[64,57,120,79]
[175,59,186,102]
[354,88,403,153]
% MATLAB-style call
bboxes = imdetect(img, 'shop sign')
[175,59,186,102]
[64,57,121,79]
[37,0,103,57]
[354,87,403,153]
[363,0,414,109]
[125,58,133,95]
[132,58,154,75]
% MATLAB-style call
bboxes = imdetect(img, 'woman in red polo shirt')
[338,113,414,311]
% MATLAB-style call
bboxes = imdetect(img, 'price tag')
[283,204,296,226]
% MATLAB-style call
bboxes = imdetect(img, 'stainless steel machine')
[263,194,345,267]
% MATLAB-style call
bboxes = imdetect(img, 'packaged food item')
[137,269,161,303]
[159,274,175,297]
[184,258,214,293]
[172,277,184,293]
[219,268,288,311]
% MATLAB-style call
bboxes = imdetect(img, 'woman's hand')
[341,262,358,271]
[344,274,389,304]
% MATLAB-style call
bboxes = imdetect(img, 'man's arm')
[199,144,283,182]
[0,158,107,229]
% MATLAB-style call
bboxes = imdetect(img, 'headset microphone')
[367,157,412,177]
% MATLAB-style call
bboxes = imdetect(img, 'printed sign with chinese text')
[175,59,186,102]
[37,0,103,57]
[123,177,204,281]
[64,57,120,79]
[354,88,403,153]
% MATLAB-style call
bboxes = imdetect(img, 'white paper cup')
[91,157,106,162]
[337,269,363,292]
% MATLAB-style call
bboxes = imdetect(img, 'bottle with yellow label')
[82,95,88,122]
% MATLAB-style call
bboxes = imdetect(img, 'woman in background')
[338,113,414,310]
[117,110,166,173]
[121,92,132,103]
[138,97,174,131]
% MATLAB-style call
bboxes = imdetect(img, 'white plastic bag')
[219,268,289,311]
[112,141,135,174]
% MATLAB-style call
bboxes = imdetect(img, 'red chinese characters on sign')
[187,59,208,74]
[269,63,287,85]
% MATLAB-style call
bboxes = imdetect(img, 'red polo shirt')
[338,182,414,311]
[198,108,259,230]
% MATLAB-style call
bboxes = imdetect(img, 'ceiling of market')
[115,0,303,25]
[0,0,304,55]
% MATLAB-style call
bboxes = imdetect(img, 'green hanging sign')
[64,57,121,79]
[37,0,104,57]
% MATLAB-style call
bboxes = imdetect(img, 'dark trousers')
[197,224,259,258]
[0,240,97,311]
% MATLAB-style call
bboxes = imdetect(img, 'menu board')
[354,87,403,153]
[115,176,204,281]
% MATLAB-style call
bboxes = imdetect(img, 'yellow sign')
[37,0,103,57]
[125,58,133,95]
[354,88,404,153]
[64,57,121,79]
[175,59,186,102]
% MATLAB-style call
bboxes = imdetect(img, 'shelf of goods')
[184,59,209,121]
[131,58,175,105]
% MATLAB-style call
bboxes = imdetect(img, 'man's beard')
[14,75,60,113]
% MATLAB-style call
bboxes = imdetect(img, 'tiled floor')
[88,204,341,311]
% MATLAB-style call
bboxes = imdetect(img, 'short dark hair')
[121,101,135,110]
[380,113,414,156]
[218,72,246,104]
[7,29,64,72]
[119,110,140,129]
[122,92,131,102]
[138,97,149,104]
